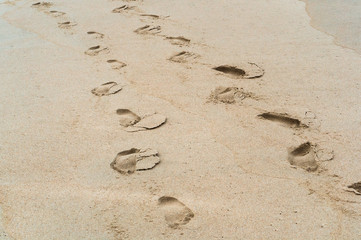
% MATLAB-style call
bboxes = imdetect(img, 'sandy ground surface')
[0,0,361,239]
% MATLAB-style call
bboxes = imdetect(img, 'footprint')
[91,82,122,96]
[116,109,141,127]
[47,10,65,17]
[87,31,104,39]
[31,2,52,8]
[134,25,161,35]
[208,86,252,104]
[107,59,127,70]
[287,142,318,172]
[112,5,135,13]
[140,14,160,19]
[158,196,194,228]
[258,112,306,128]
[84,45,110,56]
[213,62,264,79]
[346,182,361,195]
[58,21,77,29]
[168,51,199,63]
[165,36,190,46]
[116,109,167,132]
[110,148,160,174]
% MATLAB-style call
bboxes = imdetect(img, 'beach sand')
[0,0,361,239]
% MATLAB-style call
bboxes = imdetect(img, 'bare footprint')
[287,142,318,172]
[107,59,127,70]
[91,82,122,96]
[47,10,65,17]
[168,51,200,63]
[110,148,160,174]
[112,5,136,13]
[140,14,160,19]
[165,36,190,46]
[258,112,306,128]
[213,62,264,79]
[158,196,194,228]
[84,45,110,56]
[31,2,52,8]
[116,109,167,132]
[58,21,77,29]
[87,31,104,39]
[208,86,253,104]
[134,25,161,35]
[116,109,141,127]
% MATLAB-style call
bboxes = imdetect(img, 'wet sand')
[0,0,361,239]
[304,0,361,54]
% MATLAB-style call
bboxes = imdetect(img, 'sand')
[0,0,361,239]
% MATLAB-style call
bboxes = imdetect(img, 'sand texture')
[0,0,361,239]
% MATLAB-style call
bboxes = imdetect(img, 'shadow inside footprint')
[134,25,161,35]
[287,142,318,172]
[116,109,167,132]
[165,36,190,46]
[87,31,104,39]
[158,196,194,228]
[91,82,122,96]
[213,63,264,79]
[168,51,199,63]
[347,182,361,195]
[58,21,77,29]
[258,112,305,128]
[208,86,252,104]
[140,14,160,19]
[84,45,109,56]
[107,59,127,70]
[110,148,160,174]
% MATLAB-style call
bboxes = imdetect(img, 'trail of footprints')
[30,0,361,232]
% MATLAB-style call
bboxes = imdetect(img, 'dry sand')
[0,0,361,239]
